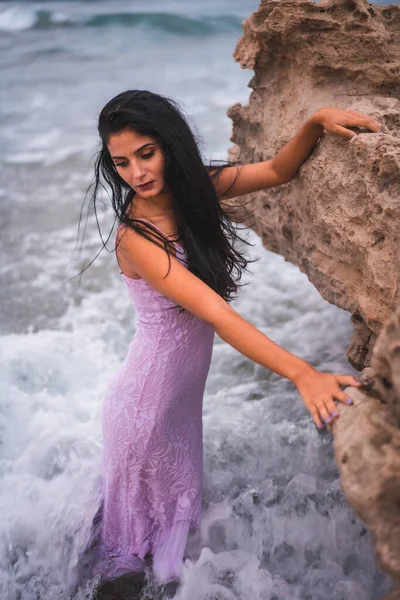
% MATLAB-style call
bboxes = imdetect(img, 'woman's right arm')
[117,228,359,427]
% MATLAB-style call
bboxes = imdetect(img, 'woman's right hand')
[292,367,360,429]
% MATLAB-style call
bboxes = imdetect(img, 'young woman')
[89,90,380,586]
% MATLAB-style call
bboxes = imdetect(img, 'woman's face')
[107,129,166,199]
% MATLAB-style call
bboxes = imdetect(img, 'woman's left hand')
[312,107,382,140]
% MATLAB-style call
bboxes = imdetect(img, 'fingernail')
[354,381,361,386]
[332,411,339,417]
[378,130,383,135]
[346,398,353,405]
[324,417,332,423]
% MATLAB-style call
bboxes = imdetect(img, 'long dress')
[96,219,215,583]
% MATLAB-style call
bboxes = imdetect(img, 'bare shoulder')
[116,226,228,325]
[115,224,141,279]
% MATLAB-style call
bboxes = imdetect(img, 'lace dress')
[96,219,215,583]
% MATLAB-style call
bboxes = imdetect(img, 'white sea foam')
[5,151,48,165]
[0,6,37,31]
[0,227,388,599]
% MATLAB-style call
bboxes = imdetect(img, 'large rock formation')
[227,0,400,370]
[332,305,400,599]
[227,0,400,595]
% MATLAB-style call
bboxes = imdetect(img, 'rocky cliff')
[227,0,400,371]
[332,305,400,599]
[227,1,400,596]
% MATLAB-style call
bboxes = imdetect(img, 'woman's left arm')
[213,108,382,199]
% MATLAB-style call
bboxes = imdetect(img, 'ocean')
[0,1,395,599]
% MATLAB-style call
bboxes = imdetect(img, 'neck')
[133,186,173,218]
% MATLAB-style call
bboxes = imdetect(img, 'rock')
[226,0,400,369]
[384,590,400,600]
[332,305,400,596]
[227,0,400,593]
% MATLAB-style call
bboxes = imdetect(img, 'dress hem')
[96,517,200,583]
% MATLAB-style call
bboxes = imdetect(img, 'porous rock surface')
[227,1,400,595]
[227,0,400,370]
[332,305,400,598]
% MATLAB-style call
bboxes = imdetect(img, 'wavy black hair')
[78,89,257,304]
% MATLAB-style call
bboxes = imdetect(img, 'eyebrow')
[111,143,156,160]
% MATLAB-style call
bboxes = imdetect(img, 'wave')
[0,7,243,35]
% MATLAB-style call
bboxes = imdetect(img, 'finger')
[370,120,382,132]
[330,124,357,140]
[351,117,381,132]
[346,110,382,128]
[318,402,333,425]
[333,389,353,406]
[310,407,323,430]
[335,375,361,387]
[325,397,340,419]
[347,110,371,119]
[345,110,379,123]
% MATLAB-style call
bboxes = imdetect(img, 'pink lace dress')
[96,219,215,583]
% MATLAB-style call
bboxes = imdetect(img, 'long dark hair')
[78,90,257,304]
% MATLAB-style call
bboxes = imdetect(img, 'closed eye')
[114,152,154,168]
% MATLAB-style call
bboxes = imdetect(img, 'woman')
[89,90,380,586]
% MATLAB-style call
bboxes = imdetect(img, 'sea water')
[0,1,394,598]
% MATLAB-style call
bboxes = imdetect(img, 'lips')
[138,181,155,190]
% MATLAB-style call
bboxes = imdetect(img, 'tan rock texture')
[227,0,400,370]
[332,305,400,598]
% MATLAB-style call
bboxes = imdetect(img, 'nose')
[130,160,146,182]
